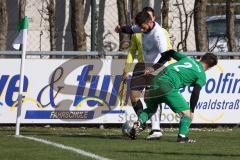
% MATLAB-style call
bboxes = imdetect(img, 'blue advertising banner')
[0,59,239,124]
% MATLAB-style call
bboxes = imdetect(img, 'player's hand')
[122,71,128,81]
[115,25,122,33]
[190,112,194,121]
[144,67,155,75]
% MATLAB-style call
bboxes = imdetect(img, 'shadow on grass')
[58,134,177,142]
[15,131,125,140]
[59,134,125,140]
[2,128,176,142]
[116,150,240,158]
[12,131,177,142]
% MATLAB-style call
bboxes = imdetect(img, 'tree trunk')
[162,0,169,30]
[194,0,208,52]
[226,0,236,52]
[131,0,142,23]
[175,0,193,51]
[48,0,57,51]
[19,0,26,21]
[70,0,86,51]
[117,0,130,51]
[0,0,8,50]
[96,0,105,52]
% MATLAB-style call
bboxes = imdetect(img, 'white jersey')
[142,22,168,64]
[131,23,169,64]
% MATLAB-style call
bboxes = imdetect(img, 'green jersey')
[156,52,206,89]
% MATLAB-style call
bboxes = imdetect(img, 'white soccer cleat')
[146,130,163,140]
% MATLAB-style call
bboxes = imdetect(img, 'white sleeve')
[153,28,168,63]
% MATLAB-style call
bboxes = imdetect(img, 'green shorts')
[147,77,189,113]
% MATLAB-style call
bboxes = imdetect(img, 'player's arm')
[152,50,187,71]
[190,84,202,113]
[115,25,141,34]
[153,28,169,63]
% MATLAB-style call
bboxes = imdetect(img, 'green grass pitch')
[0,126,239,160]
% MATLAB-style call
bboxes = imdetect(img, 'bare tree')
[48,0,57,51]
[194,0,208,52]
[19,0,26,21]
[70,0,86,51]
[117,0,130,51]
[131,0,142,23]
[0,0,8,50]
[162,0,170,30]
[175,0,194,51]
[226,0,236,52]
[96,0,105,52]
[36,0,57,51]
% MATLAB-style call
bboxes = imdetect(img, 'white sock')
[150,106,161,130]
[179,134,186,137]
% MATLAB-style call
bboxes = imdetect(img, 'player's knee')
[180,110,190,117]
[130,92,141,102]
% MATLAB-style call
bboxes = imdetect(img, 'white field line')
[17,135,112,160]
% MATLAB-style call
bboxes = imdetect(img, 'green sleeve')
[195,74,206,87]
[172,51,187,61]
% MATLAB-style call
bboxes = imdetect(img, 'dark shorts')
[130,63,154,91]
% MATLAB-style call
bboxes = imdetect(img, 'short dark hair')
[135,11,152,26]
[201,52,218,68]
[142,7,155,17]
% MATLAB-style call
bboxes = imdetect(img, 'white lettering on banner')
[0,59,239,124]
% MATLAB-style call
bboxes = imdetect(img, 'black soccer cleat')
[177,135,196,143]
[129,128,137,140]
[129,121,142,140]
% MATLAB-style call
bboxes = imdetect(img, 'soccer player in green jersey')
[130,50,218,143]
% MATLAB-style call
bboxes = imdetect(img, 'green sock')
[139,112,149,123]
[138,104,158,123]
[179,115,191,136]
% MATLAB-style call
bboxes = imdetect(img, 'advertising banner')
[0,59,239,124]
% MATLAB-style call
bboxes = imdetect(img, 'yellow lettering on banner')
[217,64,224,73]
[75,97,108,109]
[198,112,224,123]
[10,97,43,111]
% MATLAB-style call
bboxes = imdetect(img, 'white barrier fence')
[0,58,239,124]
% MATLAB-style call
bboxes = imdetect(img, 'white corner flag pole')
[13,16,28,136]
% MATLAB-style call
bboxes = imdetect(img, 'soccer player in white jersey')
[117,7,172,140]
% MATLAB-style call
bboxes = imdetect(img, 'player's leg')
[130,63,146,116]
[143,73,162,139]
[129,97,159,139]
[147,105,163,140]
[138,97,159,123]
[177,110,195,143]
[130,90,143,116]
[130,76,172,139]
[164,92,195,143]
[145,76,174,139]
[178,110,191,137]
